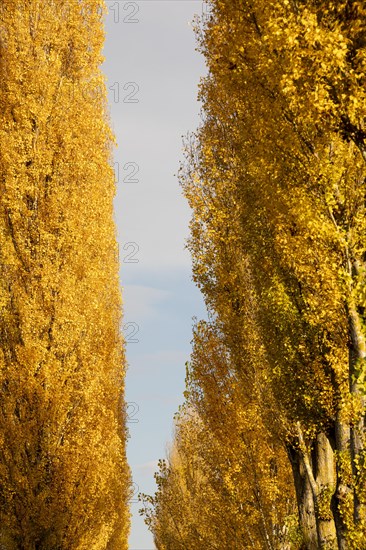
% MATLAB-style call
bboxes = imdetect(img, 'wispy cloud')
[134,460,160,474]
[132,349,188,365]
[122,284,171,321]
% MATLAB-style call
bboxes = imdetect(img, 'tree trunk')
[289,428,338,549]
[332,413,351,550]
[287,445,318,549]
[314,432,337,548]
[348,303,366,525]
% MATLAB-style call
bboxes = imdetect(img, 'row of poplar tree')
[140,1,366,549]
[0,1,131,548]
[1,0,366,549]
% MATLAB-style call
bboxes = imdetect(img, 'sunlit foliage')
[0,1,130,548]
[144,1,366,548]
[141,321,298,549]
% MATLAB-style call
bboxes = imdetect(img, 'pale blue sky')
[103,2,207,548]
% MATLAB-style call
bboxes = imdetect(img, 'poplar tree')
[0,1,130,548]
[141,321,298,549]
[178,1,366,548]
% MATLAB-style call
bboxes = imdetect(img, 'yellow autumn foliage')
[177,1,366,547]
[141,321,298,549]
[0,1,130,548]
